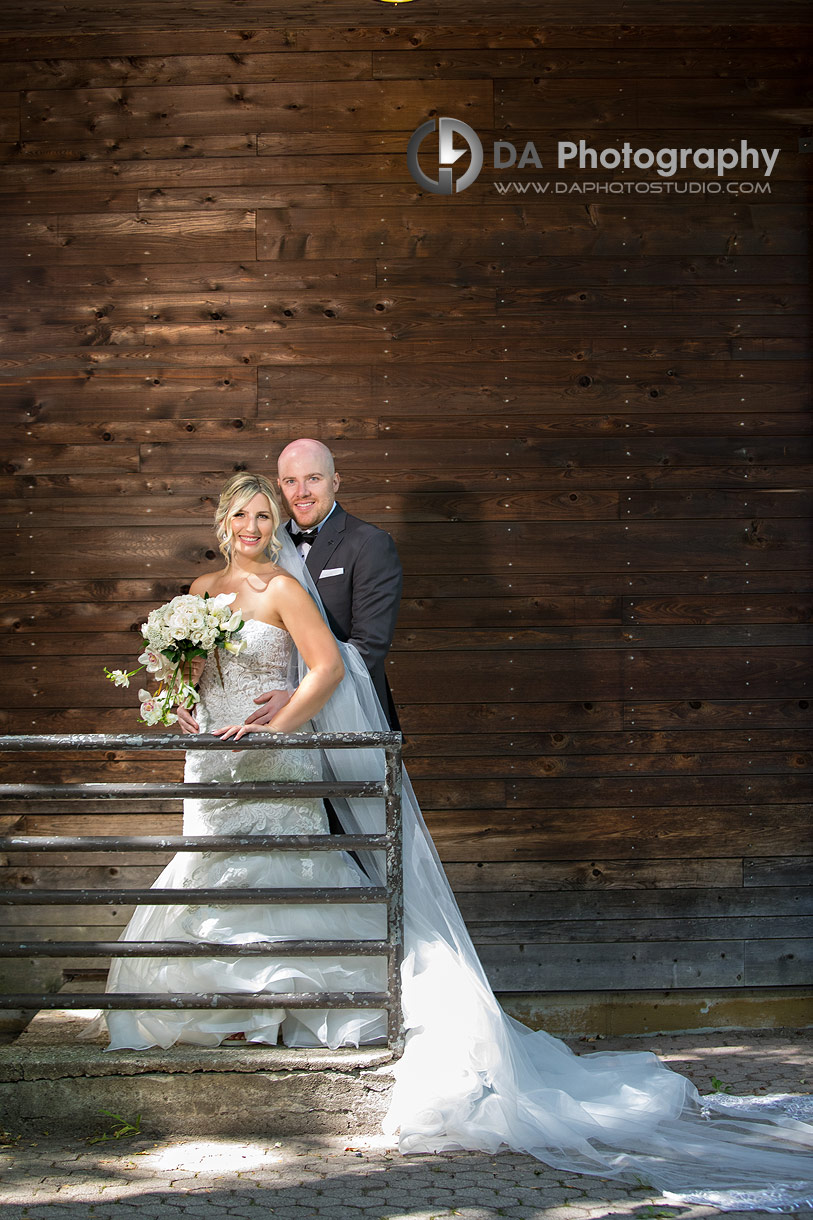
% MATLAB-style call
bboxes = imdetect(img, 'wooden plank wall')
[0,17,810,1031]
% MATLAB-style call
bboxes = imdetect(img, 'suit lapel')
[304,504,347,580]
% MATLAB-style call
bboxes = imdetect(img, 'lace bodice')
[195,618,292,730]
[182,619,323,836]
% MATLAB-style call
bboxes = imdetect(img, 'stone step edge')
[1,1007,396,1083]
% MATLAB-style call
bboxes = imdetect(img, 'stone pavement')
[0,1029,810,1220]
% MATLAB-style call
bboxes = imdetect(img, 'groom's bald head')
[278,438,335,478]
[276,438,340,529]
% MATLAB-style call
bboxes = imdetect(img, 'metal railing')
[0,732,405,1054]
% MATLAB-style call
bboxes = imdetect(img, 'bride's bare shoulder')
[263,569,306,601]
[258,570,316,617]
[188,572,223,597]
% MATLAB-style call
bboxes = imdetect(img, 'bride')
[103,472,813,1211]
[104,471,388,1052]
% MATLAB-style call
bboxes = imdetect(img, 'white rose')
[167,613,188,640]
[186,612,206,638]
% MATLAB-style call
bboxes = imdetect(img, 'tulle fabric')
[278,528,813,1212]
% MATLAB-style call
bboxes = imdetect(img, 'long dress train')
[101,530,813,1211]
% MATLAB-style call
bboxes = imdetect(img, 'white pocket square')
[319,567,344,578]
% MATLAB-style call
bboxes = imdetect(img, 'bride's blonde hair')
[214,472,282,566]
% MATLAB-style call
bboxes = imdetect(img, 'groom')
[246,437,403,731]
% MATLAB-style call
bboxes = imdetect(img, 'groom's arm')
[346,529,403,673]
[177,687,291,732]
[244,687,292,726]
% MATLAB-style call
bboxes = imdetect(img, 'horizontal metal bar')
[0,834,389,853]
[0,729,404,1053]
[0,940,394,958]
[0,992,391,1011]
[0,780,384,801]
[0,887,387,906]
[0,732,400,752]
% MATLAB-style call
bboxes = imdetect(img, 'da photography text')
[407,117,781,197]
[496,138,779,178]
[493,179,772,196]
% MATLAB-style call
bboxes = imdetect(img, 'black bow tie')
[293,528,319,544]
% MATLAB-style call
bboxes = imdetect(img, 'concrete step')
[0,1002,396,1139]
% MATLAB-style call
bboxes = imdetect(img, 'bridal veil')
[277,524,813,1211]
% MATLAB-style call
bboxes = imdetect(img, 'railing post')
[384,740,405,1055]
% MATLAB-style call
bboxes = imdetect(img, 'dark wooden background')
[0,0,810,1035]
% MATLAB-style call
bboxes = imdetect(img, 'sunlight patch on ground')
[138,1131,394,1174]
[143,1137,285,1173]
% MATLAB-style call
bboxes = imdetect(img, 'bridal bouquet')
[104,592,245,725]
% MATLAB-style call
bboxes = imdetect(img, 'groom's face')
[277,446,340,530]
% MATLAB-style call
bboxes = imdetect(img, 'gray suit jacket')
[287,505,402,729]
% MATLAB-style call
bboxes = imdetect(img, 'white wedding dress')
[100,534,813,1211]
[105,618,388,1052]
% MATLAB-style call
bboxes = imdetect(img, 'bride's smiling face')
[227,493,276,560]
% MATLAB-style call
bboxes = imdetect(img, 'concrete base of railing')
[0,1009,396,1139]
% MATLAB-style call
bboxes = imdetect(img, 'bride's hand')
[211,722,269,743]
[175,705,199,735]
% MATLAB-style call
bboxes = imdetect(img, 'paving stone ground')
[1,1029,810,1220]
